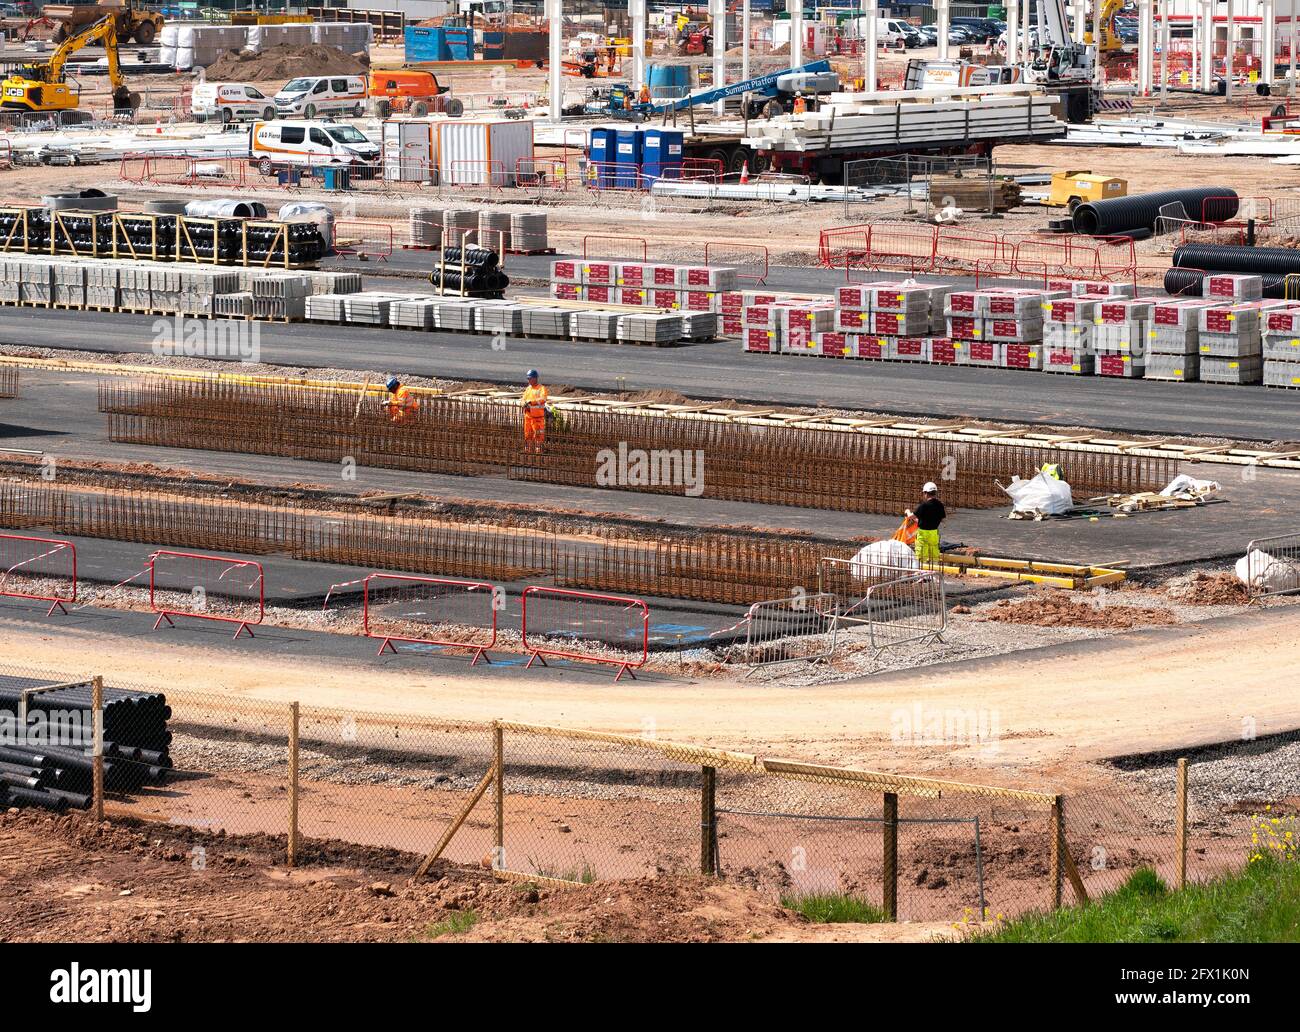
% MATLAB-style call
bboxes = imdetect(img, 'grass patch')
[782,892,887,924]
[973,858,1300,943]
[418,910,479,939]
[525,857,598,884]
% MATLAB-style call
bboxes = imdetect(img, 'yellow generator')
[1049,171,1128,211]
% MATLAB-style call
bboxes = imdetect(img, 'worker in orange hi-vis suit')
[384,376,419,424]
[521,368,549,452]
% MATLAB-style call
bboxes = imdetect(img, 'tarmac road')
[2,299,1298,440]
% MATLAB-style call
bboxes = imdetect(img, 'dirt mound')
[977,594,1177,629]
[1164,570,1250,606]
[203,44,368,82]
[459,875,800,943]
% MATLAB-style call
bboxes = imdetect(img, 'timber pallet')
[18,300,50,308]
[85,305,119,313]
[506,247,556,256]
[51,302,86,310]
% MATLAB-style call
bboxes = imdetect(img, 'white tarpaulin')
[1002,471,1073,515]
[848,539,919,577]
[1236,549,1300,593]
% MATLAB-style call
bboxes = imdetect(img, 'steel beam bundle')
[98,381,1176,514]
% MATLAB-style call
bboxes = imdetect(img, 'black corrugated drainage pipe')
[1073,188,1239,236]
[1162,267,1296,299]
[1173,243,1300,277]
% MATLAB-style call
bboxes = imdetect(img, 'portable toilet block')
[588,126,616,189]
[642,128,684,182]
[613,128,644,189]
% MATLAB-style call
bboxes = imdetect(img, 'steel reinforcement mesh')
[0,479,859,605]
[98,380,1178,513]
[0,366,17,400]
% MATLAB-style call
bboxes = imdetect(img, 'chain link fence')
[0,662,1269,925]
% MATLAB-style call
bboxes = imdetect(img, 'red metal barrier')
[521,586,649,682]
[0,533,76,616]
[148,550,264,639]
[362,573,498,664]
[333,220,395,261]
[583,234,648,260]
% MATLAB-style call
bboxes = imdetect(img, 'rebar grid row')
[0,480,859,605]
[97,380,1178,513]
[0,366,17,399]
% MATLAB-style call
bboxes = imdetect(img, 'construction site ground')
[2,54,1299,942]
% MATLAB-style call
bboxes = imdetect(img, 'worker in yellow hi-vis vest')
[910,481,946,566]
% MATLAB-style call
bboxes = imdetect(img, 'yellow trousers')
[914,528,940,563]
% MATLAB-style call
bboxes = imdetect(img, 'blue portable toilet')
[642,129,684,183]
[613,128,643,189]
[587,127,616,189]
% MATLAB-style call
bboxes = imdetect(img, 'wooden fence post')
[1175,757,1188,890]
[700,765,716,875]
[288,701,299,868]
[91,675,103,821]
[494,722,504,870]
[882,791,898,920]
[1050,795,1064,910]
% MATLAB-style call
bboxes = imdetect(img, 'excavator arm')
[41,14,118,82]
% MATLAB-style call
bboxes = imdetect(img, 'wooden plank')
[412,764,495,881]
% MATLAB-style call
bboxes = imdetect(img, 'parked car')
[915,24,938,46]
[272,75,367,119]
[192,82,275,124]
[248,119,380,176]
[950,16,998,42]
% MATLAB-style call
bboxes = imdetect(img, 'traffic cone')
[739,160,750,185]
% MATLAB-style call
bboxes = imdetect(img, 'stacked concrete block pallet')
[16,259,52,306]
[1146,298,1214,382]
[86,263,120,311]
[551,259,738,315]
[251,274,310,322]
[52,263,86,309]
[743,298,835,355]
[1262,307,1300,388]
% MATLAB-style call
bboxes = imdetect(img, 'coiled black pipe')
[1173,243,1300,277]
[1162,267,1296,299]
[1073,187,1239,236]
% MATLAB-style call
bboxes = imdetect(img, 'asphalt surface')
[5,368,1298,570]
[2,288,1299,440]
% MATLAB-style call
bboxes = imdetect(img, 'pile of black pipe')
[0,678,172,811]
[1072,187,1239,237]
[1167,244,1300,299]
[429,245,509,298]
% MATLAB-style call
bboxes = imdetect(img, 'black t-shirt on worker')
[915,498,946,531]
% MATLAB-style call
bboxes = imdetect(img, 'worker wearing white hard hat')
[912,481,946,566]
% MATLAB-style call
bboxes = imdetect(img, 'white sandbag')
[848,538,918,577]
[1236,549,1300,592]
[1160,474,1220,498]
[1002,471,1073,515]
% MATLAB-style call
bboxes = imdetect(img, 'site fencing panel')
[724,592,839,670]
[362,573,499,663]
[0,533,76,616]
[521,586,649,681]
[148,550,265,638]
[1241,533,1300,600]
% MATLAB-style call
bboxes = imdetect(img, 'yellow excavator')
[1,14,138,116]
[1083,0,1127,52]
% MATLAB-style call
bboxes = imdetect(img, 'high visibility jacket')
[1040,463,1063,480]
[386,386,418,423]
[522,384,549,420]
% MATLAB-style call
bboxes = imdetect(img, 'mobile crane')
[1,14,139,116]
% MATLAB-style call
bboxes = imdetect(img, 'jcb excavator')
[0,14,139,116]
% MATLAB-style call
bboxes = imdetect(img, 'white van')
[851,15,908,47]
[272,75,368,119]
[248,120,380,175]
[192,82,275,124]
